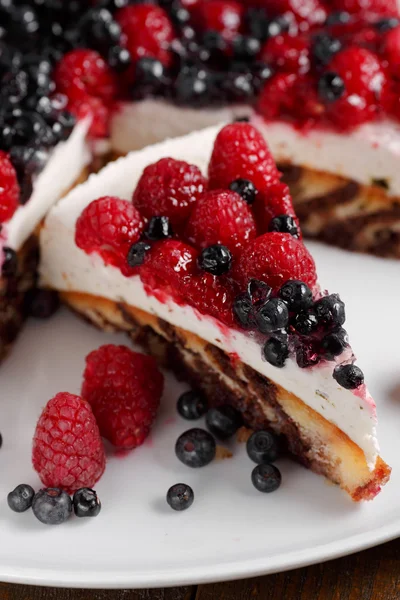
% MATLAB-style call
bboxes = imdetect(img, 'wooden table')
[2,537,400,600]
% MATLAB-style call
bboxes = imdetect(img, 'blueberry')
[166,483,194,511]
[314,293,345,328]
[312,33,341,66]
[292,311,318,335]
[73,488,101,518]
[202,30,227,58]
[251,61,273,92]
[318,72,345,103]
[247,279,272,305]
[9,146,48,204]
[262,337,289,368]
[177,390,208,420]
[174,66,214,107]
[279,280,313,312]
[255,298,289,334]
[333,364,364,389]
[170,1,190,26]
[251,464,281,493]
[7,484,35,512]
[375,17,400,32]
[145,216,173,241]
[229,178,257,205]
[32,488,72,525]
[268,215,299,238]
[296,342,320,369]
[175,428,216,468]
[245,7,271,41]
[0,70,28,106]
[2,247,17,277]
[198,244,232,276]
[325,11,351,26]
[127,240,151,267]
[247,431,279,464]
[108,45,131,72]
[134,57,168,98]
[223,72,254,101]
[233,292,254,329]
[232,35,260,60]
[25,289,60,319]
[320,327,348,360]
[205,405,242,440]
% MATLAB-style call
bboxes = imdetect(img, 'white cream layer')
[110,100,400,197]
[40,125,379,468]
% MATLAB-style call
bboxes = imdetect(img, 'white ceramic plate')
[1,242,400,589]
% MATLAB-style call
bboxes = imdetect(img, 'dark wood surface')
[2,537,400,600]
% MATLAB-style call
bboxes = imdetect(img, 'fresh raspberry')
[234,232,317,291]
[140,239,198,302]
[260,35,310,74]
[194,0,244,41]
[75,196,144,275]
[208,123,281,192]
[0,151,19,223]
[66,92,110,138]
[32,392,105,493]
[82,345,164,450]
[257,73,298,120]
[185,190,256,254]
[133,158,207,231]
[183,272,236,326]
[382,26,400,78]
[261,0,327,29]
[330,0,398,17]
[324,47,388,129]
[116,4,175,67]
[253,182,301,237]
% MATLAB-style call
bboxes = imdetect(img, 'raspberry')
[234,232,317,291]
[0,151,19,223]
[195,0,244,41]
[67,91,110,138]
[324,47,388,129]
[260,35,310,74]
[330,0,398,17]
[253,183,301,237]
[208,123,280,192]
[116,4,174,67]
[382,26,400,78]
[75,196,144,275]
[32,392,105,493]
[82,345,164,450]
[257,73,298,120]
[133,158,207,230]
[185,190,256,254]
[262,0,327,29]
[183,272,236,326]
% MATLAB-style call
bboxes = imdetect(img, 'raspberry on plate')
[0,150,20,223]
[234,232,317,291]
[185,189,256,254]
[208,123,281,192]
[194,0,244,41]
[82,344,164,450]
[133,157,207,230]
[32,392,106,493]
[75,196,144,275]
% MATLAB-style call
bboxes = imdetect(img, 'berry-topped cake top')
[74,122,365,392]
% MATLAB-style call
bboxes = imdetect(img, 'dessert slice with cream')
[40,123,391,501]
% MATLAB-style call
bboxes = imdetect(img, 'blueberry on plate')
[205,405,242,440]
[166,483,194,511]
[73,488,101,518]
[32,488,72,525]
[175,428,216,468]
[246,431,279,464]
[7,484,35,513]
[177,390,208,420]
[251,464,282,493]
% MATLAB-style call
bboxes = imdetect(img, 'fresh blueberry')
[198,244,232,276]
[174,65,214,107]
[375,17,400,32]
[127,240,151,267]
[312,33,341,66]
[251,464,281,493]
[177,390,208,420]
[246,431,279,464]
[7,484,35,512]
[170,1,190,26]
[202,30,227,58]
[232,35,260,60]
[134,57,168,98]
[229,178,257,205]
[108,45,131,72]
[223,72,254,101]
[233,292,254,329]
[175,428,216,468]
[262,337,289,368]
[268,215,299,238]
[292,311,318,335]
[25,289,59,319]
[247,279,272,305]
[320,327,348,360]
[296,342,320,368]
[251,61,273,91]
[333,364,364,389]
[314,293,345,328]
[166,483,194,511]
[32,488,72,525]
[279,280,313,312]
[145,216,173,241]
[325,11,351,26]
[255,298,289,334]
[2,247,17,277]
[318,72,345,103]
[205,405,242,440]
[73,488,101,518]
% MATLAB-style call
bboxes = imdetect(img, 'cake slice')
[40,123,391,501]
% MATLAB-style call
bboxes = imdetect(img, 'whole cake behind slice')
[40,123,391,501]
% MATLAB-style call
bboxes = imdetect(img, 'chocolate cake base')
[61,291,391,502]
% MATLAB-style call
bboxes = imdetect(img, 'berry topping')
[205,405,242,440]
[175,428,216,467]
[279,280,313,312]
[133,158,207,230]
[234,233,317,292]
[166,483,194,511]
[73,488,101,518]
[318,71,346,102]
[145,215,173,241]
[82,344,164,450]
[7,484,35,513]
[260,34,310,75]
[54,49,116,102]
[263,336,289,368]
[330,0,398,17]
[296,341,320,368]
[312,33,342,66]
[127,240,151,268]
[177,389,208,420]
[382,25,400,77]
[252,183,300,236]
[186,190,256,254]
[32,392,106,493]
[246,430,280,464]
[183,271,236,326]
[251,464,282,493]
[208,123,280,192]
[333,363,364,389]
[2,247,18,277]
[268,215,299,238]
[233,293,255,329]
[320,327,349,359]
[198,244,232,276]
[229,178,257,205]
[75,196,144,275]
[255,298,289,334]
[0,151,19,223]
[265,0,327,29]
[314,294,346,328]
[292,311,318,335]
[32,488,72,526]
[195,0,243,41]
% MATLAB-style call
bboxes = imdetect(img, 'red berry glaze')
[234,232,317,291]
[195,0,244,41]
[82,345,164,450]
[260,35,310,74]
[133,158,207,230]
[208,123,280,191]
[32,392,105,493]
[0,151,20,223]
[186,190,256,254]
